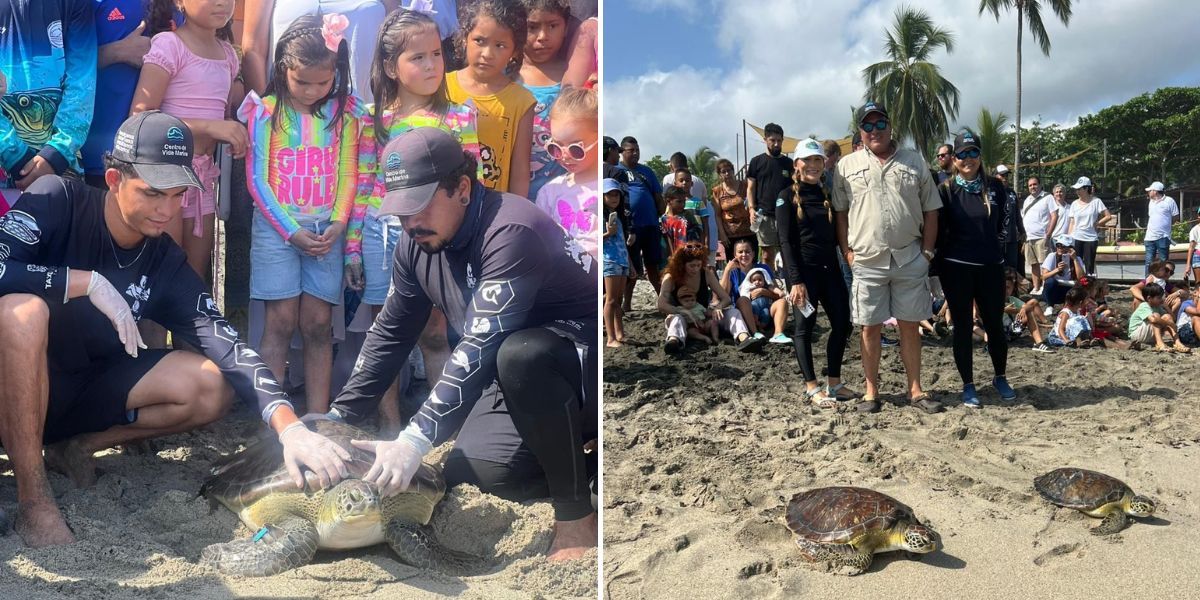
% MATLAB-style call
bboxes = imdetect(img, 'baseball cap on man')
[1071,176,1092,189]
[857,101,888,124]
[604,136,619,152]
[795,138,824,160]
[379,127,469,216]
[995,164,1010,175]
[953,130,981,153]
[1146,181,1165,192]
[111,111,202,190]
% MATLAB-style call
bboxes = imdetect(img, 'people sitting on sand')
[1047,286,1097,348]
[1177,289,1200,347]
[1041,236,1087,308]
[658,243,765,354]
[676,285,720,343]
[1127,283,1191,353]
[985,268,1054,353]
[1082,277,1122,341]
[0,113,346,548]
[721,239,788,343]
[1131,260,1185,314]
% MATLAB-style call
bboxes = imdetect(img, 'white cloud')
[604,0,1200,163]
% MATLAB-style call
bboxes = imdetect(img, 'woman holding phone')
[776,138,856,409]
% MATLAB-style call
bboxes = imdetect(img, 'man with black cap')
[0,111,348,548]
[602,136,621,180]
[832,101,941,415]
[326,127,598,561]
[745,122,792,270]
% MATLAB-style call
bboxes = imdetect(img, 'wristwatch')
[922,248,936,261]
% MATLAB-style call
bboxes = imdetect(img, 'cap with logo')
[1071,176,1092,189]
[857,101,889,124]
[602,178,622,193]
[795,138,824,160]
[1145,181,1165,192]
[995,164,1009,175]
[111,110,202,190]
[379,127,469,216]
[1054,235,1074,247]
[953,129,981,153]
[603,136,619,152]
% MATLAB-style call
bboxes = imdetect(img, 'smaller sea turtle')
[784,487,940,575]
[1033,467,1155,535]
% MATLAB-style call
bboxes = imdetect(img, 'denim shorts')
[1180,320,1197,345]
[361,213,404,305]
[603,261,630,278]
[250,212,344,305]
[751,296,772,324]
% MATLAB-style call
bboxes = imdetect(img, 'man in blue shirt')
[614,136,663,310]
[0,0,97,190]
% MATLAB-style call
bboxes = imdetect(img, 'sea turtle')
[784,486,940,575]
[199,419,484,577]
[1033,467,1155,535]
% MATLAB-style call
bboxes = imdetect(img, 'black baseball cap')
[603,136,619,152]
[379,127,469,216]
[857,101,888,124]
[111,111,202,190]
[954,129,982,153]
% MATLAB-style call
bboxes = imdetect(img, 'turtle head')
[325,479,381,522]
[899,522,940,554]
[1127,495,1156,518]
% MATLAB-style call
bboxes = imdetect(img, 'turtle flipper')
[1092,510,1128,535]
[795,539,872,575]
[833,545,874,576]
[201,516,319,576]
[386,520,490,574]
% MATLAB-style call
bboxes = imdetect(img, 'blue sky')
[603,0,1200,163]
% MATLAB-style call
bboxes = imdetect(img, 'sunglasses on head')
[955,148,981,160]
[546,139,598,161]
[861,119,889,133]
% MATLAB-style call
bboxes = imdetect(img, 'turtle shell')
[785,487,915,544]
[200,419,445,511]
[1034,468,1131,510]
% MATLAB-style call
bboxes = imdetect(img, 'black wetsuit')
[330,183,598,520]
[0,176,291,442]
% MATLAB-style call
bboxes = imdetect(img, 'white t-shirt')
[1050,201,1070,238]
[1068,198,1107,242]
[1042,251,1084,284]
[1144,195,1179,241]
[1021,192,1051,237]
[1190,224,1200,245]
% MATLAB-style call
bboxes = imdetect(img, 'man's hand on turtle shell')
[279,422,351,490]
[351,431,428,497]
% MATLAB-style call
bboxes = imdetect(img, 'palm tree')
[975,107,1012,171]
[861,6,960,158]
[979,0,1073,186]
[689,146,719,192]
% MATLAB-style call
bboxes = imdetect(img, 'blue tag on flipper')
[252,526,270,542]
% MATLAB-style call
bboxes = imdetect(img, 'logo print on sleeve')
[233,343,267,368]
[253,366,284,396]
[443,340,483,383]
[0,211,41,245]
[196,293,222,318]
[213,320,239,344]
[471,280,514,314]
[0,242,9,261]
[471,316,493,334]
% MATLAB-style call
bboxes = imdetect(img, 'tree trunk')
[1014,2,1023,186]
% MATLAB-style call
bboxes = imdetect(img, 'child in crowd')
[1128,283,1191,353]
[660,185,702,258]
[1047,286,1096,348]
[1178,289,1200,346]
[674,167,719,267]
[676,286,718,344]
[519,0,570,199]
[535,86,598,258]
[1082,277,1122,340]
[350,8,480,433]
[447,0,536,197]
[1187,219,1200,283]
[1132,260,1185,314]
[602,178,632,348]
[239,15,362,416]
[134,0,245,282]
[993,268,1054,352]
[737,267,790,344]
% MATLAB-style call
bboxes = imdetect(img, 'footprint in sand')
[1033,541,1081,566]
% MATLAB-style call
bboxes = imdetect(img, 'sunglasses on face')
[546,139,598,161]
[861,119,889,133]
[936,153,950,158]
[955,148,981,160]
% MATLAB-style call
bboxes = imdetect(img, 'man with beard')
[745,123,793,271]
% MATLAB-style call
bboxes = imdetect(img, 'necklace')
[108,234,148,269]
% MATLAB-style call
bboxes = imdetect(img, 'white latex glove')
[351,429,430,497]
[278,421,351,490]
[87,271,145,357]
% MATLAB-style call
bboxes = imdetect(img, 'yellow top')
[445,71,536,192]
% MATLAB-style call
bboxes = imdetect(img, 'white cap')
[1071,176,1092,189]
[1145,181,1165,192]
[1054,235,1074,247]
[795,138,824,160]
[995,164,1009,175]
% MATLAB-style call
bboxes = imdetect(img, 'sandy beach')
[0,400,597,600]
[603,283,1200,599]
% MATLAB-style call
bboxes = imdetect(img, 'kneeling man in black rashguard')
[323,128,598,561]
[0,112,351,548]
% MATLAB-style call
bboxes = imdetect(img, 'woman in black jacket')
[934,130,1016,409]
[776,138,857,410]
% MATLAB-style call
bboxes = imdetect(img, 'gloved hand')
[87,271,145,357]
[279,421,351,490]
[351,429,430,497]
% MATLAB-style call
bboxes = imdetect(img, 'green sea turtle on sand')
[1033,467,1155,535]
[200,420,486,576]
[784,486,940,575]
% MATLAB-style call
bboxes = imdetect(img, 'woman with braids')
[932,130,1016,409]
[657,244,765,355]
[775,138,857,410]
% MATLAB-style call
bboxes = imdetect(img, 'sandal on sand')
[826,382,860,401]
[806,387,839,410]
[856,397,881,414]
[1174,345,1193,354]
[737,335,766,353]
[910,393,944,414]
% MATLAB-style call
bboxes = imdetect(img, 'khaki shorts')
[1025,238,1048,270]
[1130,322,1156,345]
[756,215,779,247]
[850,254,930,325]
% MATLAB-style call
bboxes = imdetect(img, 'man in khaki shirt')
[832,101,942,414]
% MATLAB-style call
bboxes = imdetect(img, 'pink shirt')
[143,32,239,120]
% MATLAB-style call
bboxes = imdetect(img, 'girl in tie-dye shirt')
[238,14,365,415]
